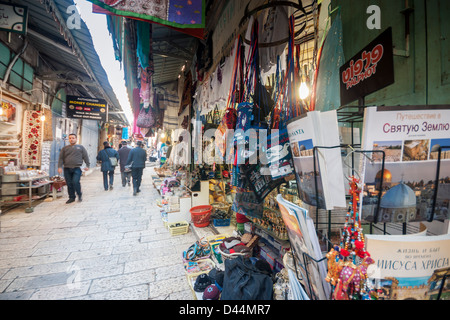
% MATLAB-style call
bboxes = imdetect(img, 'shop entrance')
[49,116,79,177]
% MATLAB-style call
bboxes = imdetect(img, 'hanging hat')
[203,284,220,300]
[194,273,211,292]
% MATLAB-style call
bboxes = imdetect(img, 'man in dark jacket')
[58,133,90,203]
[118,141,132,187]
[126,140,147,196]
[96,141,120,191]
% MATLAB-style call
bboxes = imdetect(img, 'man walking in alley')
[118,140,132,187]
[58,133,90,203]
[97,141,120,191]
[126,140,147,196]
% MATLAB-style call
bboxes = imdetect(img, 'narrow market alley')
[0,0,449,305]
[0,165,215,300]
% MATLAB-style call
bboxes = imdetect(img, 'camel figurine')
[325,248,343,286]
[339,255,375,293]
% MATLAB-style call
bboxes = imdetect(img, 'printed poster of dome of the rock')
[360,106,450,223]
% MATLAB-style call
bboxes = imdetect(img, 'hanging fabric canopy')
[89,0,205,39]
[136,21,151,70]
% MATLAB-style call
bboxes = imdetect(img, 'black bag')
[221,256,273,300]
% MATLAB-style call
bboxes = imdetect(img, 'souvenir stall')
[155,0,450,301]
[0,92,57,213]
[172,4,306,300]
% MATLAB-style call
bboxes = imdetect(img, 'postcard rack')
[430,146,450,222]
[312,146,386,246]
[287,244,328,300]
[306,106,446,242]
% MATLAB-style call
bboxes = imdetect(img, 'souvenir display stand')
[0,101,66,213]
[311,145,386,247]
[153,170,193,230]
[310,106,447,247]
[0,134,21,164]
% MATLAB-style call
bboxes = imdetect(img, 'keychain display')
[325,176,377,300]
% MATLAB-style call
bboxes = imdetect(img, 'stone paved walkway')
[0,165,223,300]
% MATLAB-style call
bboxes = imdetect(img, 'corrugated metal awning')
[12,0,129,125]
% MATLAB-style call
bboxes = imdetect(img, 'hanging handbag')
[213,106,222,125]
[215,107,237,159]
[204,109,218,131]
[215,38,243,159]
[136,106,155,128]
[262,17,298,180]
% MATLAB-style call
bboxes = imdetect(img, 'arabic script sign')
[0,2,28,34]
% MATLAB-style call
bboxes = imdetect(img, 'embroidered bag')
[136,106,155,128]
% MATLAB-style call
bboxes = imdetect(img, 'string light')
[299,82,309,100]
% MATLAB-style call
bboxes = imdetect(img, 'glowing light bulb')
[40,115,46,121]
[161,132,165,138]
[299,82,310,100]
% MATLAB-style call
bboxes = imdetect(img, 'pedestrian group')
[58,136,150,204]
